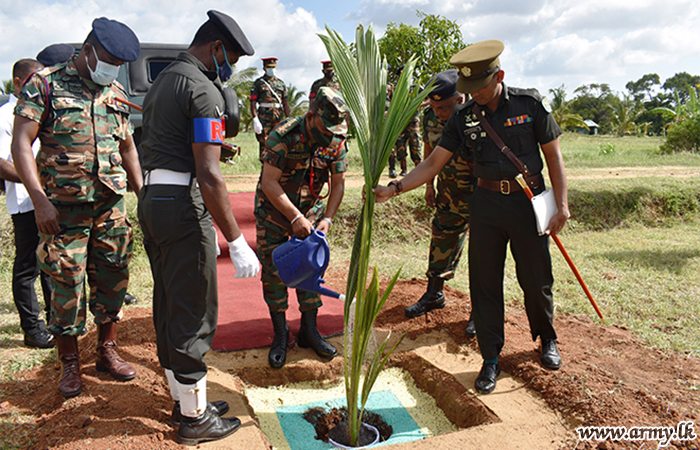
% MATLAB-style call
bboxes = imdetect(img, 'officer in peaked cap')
[36,43,75,67]
[251,56,290,154]
[12,16,144,401]
[372,39,569,395]
[137,9,259,446]
[309,60,340,103]
[404,68,477,340]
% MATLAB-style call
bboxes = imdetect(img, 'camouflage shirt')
[255,115,347,230]
[14,57,132,204]
[422,106,444,149]
[309,76,340,102]
[250,75,287,106]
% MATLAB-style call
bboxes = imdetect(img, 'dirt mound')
[1,276,699,449]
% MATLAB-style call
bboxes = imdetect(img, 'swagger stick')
[515,174,605,323]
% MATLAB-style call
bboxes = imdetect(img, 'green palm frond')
[319,24,432,446]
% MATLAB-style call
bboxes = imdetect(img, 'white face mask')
[86,47,120,86]
[265,68,275,77]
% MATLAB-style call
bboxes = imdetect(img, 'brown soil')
[1,273,699,449]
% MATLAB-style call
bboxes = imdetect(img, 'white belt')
[258,102,282,109]
[144,169,191,186]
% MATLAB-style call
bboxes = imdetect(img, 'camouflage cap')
[314,86,348,136]
[449,40,504,94]
[36,43,75,66]
[427,69,459,101]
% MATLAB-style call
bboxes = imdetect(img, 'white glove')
[228,235,260,278]
[253,117,263,134]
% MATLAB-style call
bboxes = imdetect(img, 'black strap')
[471,103,532,179]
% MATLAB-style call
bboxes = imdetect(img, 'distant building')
[580,119,599,135]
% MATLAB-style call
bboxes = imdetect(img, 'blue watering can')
[272,230,344,300]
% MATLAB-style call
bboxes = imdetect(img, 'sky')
[1,0,699,101]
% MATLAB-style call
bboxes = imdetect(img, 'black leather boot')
[388,157,397,178]
[297,309,337,359]
[176,405,241,446]
[399,159,407,176]
[268,310,289,369]
[465,313,476,338]
[405,277,446,318]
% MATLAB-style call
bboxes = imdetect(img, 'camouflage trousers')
[256,107,286,154]
[38,189,132,336]
[426,153,474,280]
[392,117,421,164]
[256,203,325,312]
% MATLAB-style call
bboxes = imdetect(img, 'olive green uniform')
[423,106,474,280]
[14,57,134,336]
[251,74,287,153]
[255,116,347,312]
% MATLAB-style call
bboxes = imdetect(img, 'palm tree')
[608,93,645,137]
[548,84,589,131]
[286,83,308,117]
[224,66,258,131]
[320,24,431,447]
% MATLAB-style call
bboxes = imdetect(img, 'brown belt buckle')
[500,179,510,195]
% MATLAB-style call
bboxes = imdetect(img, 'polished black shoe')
[475,362,501,394]
[177,405,241,446]
[124,293,138,305]
[540,338,562,370]
[24,329,55,349]
[399,170,407,176]
[171,401,230,426]
[388,168,397,178]
[268,310,289,369]
[405,278,445,318]
[464,317,476,338]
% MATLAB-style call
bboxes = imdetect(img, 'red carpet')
[211,192,346,352]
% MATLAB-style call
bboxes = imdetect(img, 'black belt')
[477,174,542,195]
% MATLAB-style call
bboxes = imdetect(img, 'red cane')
[515,174,605,323]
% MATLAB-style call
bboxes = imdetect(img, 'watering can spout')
[272,230,343,299]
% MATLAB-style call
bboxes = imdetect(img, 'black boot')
[388,157,397,178]
[399,159,407,176]
[465,313,476,338]
[268,310,289,369]
[405,278,446,318]
[297,309,337,359]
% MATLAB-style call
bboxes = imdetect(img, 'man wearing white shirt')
[0,58,54,348]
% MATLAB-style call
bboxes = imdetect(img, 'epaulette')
[35,65,62,78]
[507,86,543,101]
[274,116,303,138]
[455,98,475,112]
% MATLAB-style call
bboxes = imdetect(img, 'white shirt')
[0,94,40,215]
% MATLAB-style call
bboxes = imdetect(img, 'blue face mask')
[212,44,233,82]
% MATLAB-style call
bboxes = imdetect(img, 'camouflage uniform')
[14,58,134,336]
[309,76,340,102]
[423,106,474,280]
[255,116,347,312]
[391,83,422,169]
[251,74,287,153]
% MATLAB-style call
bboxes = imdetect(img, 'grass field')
[1,132,699,381]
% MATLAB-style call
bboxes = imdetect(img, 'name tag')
[193,118,224,143]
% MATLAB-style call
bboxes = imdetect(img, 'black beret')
[92,17,140,62]
[36,44,75,66]
[427,69,459,101]
[207,10,254,56]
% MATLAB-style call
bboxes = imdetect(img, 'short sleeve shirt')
[255,116,347,229]
[14,58,133,203]
[140,52,225,173]
[438,83,561,180]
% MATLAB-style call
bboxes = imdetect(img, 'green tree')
[608,93,645,137]
[286,83,308,117]
[569,83,616,134]
[548,84,588,131]
[379,11,465,86]
[662,72,700,105]
[626,73,660,103]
